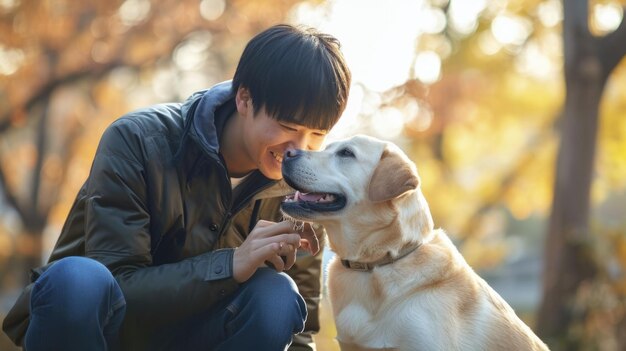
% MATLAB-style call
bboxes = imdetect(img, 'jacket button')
[209,224,219,231]
[214,265,223,274]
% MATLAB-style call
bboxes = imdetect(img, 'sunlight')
[515,33,561,80]
[173,31,213,71]
[448,0,487,35]
[0,0,18,12]
[491,14,533,46]
[537,0,562,28]
[0,45,24,75]
[407,102,433,132]
[418,6,447,34]
[292,0,446,139]
[478,30,503,55]
[328,84,364,141]
[118,0,151,27]
[591,2,624,35]
[371,106,405,139]
[199,0,225,21]
[413,51,441,84]
[292,0,424,93]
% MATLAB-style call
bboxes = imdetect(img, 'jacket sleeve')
[83,119,239,332]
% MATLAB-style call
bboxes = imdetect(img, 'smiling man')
[3,24,351,351]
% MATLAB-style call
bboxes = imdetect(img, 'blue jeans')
[25,256,126,351]
[25,258,307,351]
[157,267,308,350]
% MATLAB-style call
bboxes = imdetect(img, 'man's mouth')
[270,151,283,163]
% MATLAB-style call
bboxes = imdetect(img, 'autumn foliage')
[1,1,626,350]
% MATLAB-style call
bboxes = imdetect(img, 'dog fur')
[281,135,549,351]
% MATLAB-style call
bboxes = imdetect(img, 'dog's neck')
[324,191,435,266]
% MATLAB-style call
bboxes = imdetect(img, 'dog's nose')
[284,148,302,160]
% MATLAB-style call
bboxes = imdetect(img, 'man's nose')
[291,133,311,152]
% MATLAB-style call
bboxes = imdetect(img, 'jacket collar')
[186,80,236,156]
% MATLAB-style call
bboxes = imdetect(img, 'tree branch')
[0,61,122,136]
[598,7,626,76]
[563,0,590,71]
[29,96,50,230]
[0,162,29,225]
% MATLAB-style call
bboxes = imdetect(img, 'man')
[2,24,351,350]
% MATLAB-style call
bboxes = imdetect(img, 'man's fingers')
[265,254,285,272]
[254,220,277,229]
[252,220,295,238]
[255,233,301,250]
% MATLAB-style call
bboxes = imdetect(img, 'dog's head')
[281,135,434,257]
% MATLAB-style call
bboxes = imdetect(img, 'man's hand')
[233,220,302,283]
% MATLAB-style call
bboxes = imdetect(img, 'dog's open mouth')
[282,190,346,213]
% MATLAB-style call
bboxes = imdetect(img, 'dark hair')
[232,24,351,131]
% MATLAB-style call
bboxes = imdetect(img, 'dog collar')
[340,241,422,272]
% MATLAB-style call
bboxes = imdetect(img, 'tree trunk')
[536,57,605,348]
[537,1,626,349]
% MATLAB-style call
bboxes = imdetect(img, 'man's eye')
[281,124,298,132]
[337,148,355,158]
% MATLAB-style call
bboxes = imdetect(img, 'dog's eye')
[337,148,355,158]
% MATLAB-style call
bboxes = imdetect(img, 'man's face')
[243,107,328,180]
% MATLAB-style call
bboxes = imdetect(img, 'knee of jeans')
[33,256,121,307]
[244,269,307,331]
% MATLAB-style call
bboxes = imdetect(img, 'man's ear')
[368,146,419,203]
[235,86,253,116]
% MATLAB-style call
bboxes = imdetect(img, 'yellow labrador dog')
[281,135,549,351]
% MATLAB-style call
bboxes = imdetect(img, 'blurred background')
[1,0,626,350]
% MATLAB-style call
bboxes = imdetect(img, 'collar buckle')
[341,259,371,271]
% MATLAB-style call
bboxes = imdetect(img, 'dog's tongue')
[296,191,325,202]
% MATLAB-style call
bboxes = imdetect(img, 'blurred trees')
[538,1,626,349]
[0,0,302,285]
[2,0,626,350]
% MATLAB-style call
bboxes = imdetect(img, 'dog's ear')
[368,146,419,202]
